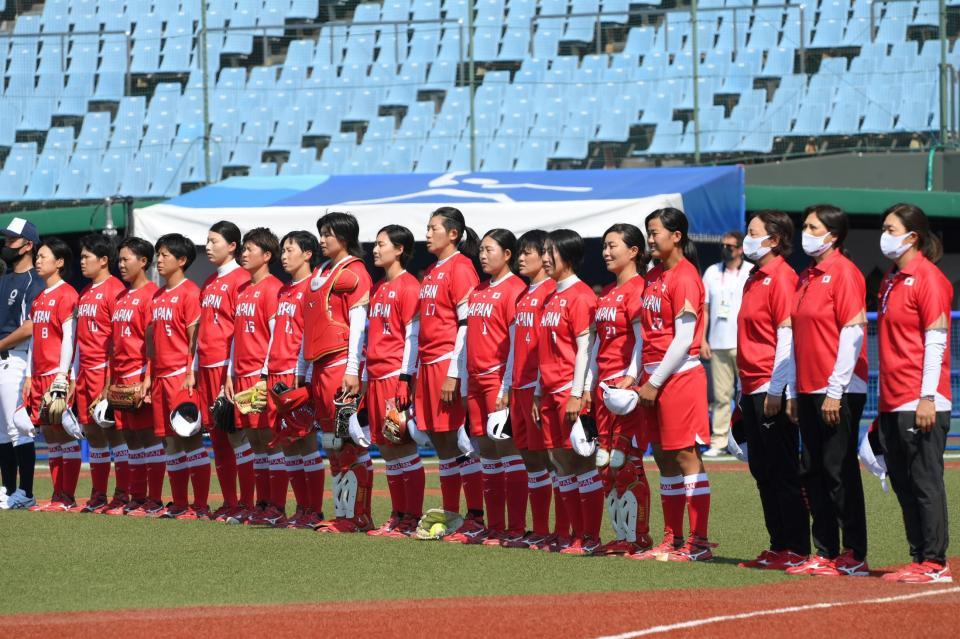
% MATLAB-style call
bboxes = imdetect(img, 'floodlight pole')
[468,0,477,172]
[691,0,701,164]
[938,0,948,143]
[200,0,212,183]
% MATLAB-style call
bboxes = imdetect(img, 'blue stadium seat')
[791,102,827,136]
[825,100,862,135]
[23,167,58,200]
[0,169,27,201]
[643,120,683,155]
[55,167,89,199]
[248,162,278,177]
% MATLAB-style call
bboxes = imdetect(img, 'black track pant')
[879,410,950,565]
[797,393,868,560]
[741,392,810,555]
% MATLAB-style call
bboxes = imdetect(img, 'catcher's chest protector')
[302,257,361,362]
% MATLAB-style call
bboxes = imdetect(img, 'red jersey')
[537,278,596,394]
[466,273,527,376]
[151,279,201,378]
[75,276,125,369]
[512,278,556,389]
[877,253,953,411]
[418,252,478,364]
[111,282,159,379]
[233,275,283,377]
[594,275,645,381]
[736,256,798,395]
[29,281,79,377]
[366,271,420,379]
[267,276,309,376]
[640,258,705,365]
[198,263,248,367]
[792,251,869,394]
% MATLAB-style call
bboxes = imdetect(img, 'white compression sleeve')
[260,317,276,376]
[498,323,517,398]
[401,318,420,375]
[58,317,75,375]
[625,321,643,380]
[826,324,864,400]
[446,301,469,379]
[768,325,796,399]
[921,328,948,398]
[345,305,367,376]
[648,313,695,389]
[571,330,594,399]
[296,339,308,379]
[584,337,599,392]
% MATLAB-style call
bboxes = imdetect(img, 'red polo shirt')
[737,256,798,395]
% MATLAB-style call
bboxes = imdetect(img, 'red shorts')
[234,374,271,429]
[466,372,503,438]
[367,375,401,447]
[510,386,545,452]
[197,365,228,428]
[639,365,709,451]
[151,374,187,438]
[75,367,108,426]
[113,371,152,431]
[414,360,465,434]
[29,373,64,428]
[539,389,574,450]
[265,372,297,429]
[310,361,346,433]
[593,376,646,451]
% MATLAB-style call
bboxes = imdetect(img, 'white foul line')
[594,586,960,639]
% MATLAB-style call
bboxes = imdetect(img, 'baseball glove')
[41,374,69,425]
[233,380,268,415]
[211,395,236,433]
[106,383,141,411]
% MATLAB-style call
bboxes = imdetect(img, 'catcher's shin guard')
[611,458,650,544]
[331,444,371,519]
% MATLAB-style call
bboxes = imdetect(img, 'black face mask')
[721,246,736,261]
[1,246,22,264]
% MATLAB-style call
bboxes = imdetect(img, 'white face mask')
[802,232,833,257]
[743,234,771,261]
[880,231,914,259]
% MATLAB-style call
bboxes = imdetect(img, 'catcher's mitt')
[106,383,141,411]
[233,380,268,415]
[414,509,465,540]
[382,404,411,445]
[333,390,358,439]
[211,395,236,433]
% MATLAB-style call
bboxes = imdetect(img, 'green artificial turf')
[1,462,956,614]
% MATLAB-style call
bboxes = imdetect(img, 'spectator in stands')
[701,231,750,457]
[804,138,819,155]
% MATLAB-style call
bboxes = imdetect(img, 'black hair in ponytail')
[645,207,699,271]
[603,222,649,270]
[482,228,518,272]
[431,207,479,259]
[376,224,416,268]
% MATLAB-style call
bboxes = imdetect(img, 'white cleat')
[2,489,36,510]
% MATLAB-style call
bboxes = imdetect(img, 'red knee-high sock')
[186,447,211,509]
[552,472,570,538]
[60,441,83,499]
[128,447,147,501]
[577,469,605,539]
[47,444,63,499]
[269,452,288,510]
[558,474,582,538]
[286,455,307,508]
[401,453,425,518]
[253,453,271,506]
[210,429,237,507]
[480,457,506,532]
[527,469,552,535]
[234,442,256,508]
[302,451,325,515]
[460,456,484,513]
[438,457,462,513]
[88,446,112,497]
[112,444,130,495]
[144,444,166,502]
[384,458,407,515]
[362,454,374,518]
[660,475,686,543]
[502,455,528,534]
[684,473,711,540]
[166,451,189,509]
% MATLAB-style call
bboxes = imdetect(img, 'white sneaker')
[702,447,726,458]
[0,486,7,508]
[3,489,36,510]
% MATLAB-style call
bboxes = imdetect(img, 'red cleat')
[445,515,489,544]
[79,492,108,513]
[834,550,870,577]
[284,506,306,528]
[882,562,924,582]
[560,535,603,556]
[250,505,287,527]
[481,530,507,546]
[659,536,716,562]
[225,506,256,525]
[298,509,326,530]
[126,499,165,517]
[785,555,840,576]
[739,549,783,569]
[602,539,641,556]
[367,513,403,537]
[628,534,680,561]
[211,503,237,522]
[160,504,190,519]
[99,493,129,515]
[514,532,553,551]
[896,561,953,584]
[315,515,372,533]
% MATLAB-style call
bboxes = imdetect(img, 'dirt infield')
[7,561,956,639]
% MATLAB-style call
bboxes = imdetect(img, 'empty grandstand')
[0,0,958,203]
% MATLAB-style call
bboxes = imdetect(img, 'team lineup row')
[0,202,952,581]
